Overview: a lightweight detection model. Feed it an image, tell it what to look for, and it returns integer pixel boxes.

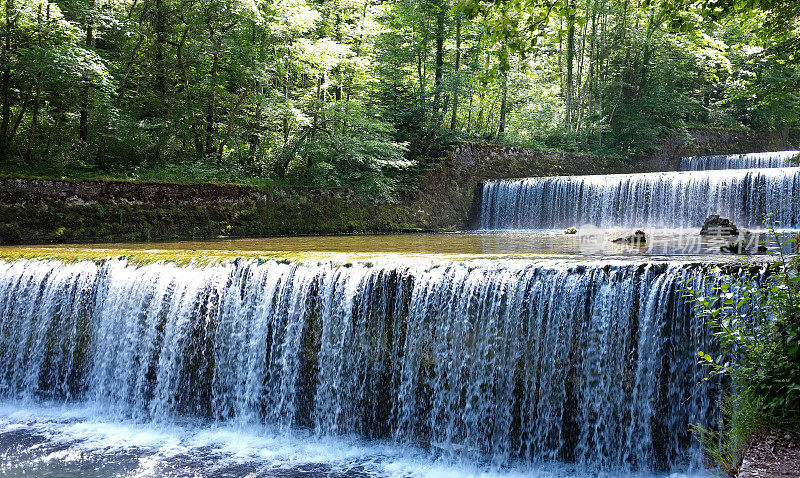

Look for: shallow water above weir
[0,229,793,259]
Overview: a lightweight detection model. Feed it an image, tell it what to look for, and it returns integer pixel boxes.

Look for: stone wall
[1,127,796,244]
[413,144,639,230]
[0,177,424,244]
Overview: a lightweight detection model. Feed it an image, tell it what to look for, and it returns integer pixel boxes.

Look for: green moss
[0,189,420,245]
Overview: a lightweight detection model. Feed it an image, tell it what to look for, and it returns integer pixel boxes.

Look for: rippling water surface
[0,229,793,257]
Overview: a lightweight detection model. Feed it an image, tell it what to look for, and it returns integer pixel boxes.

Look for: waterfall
[0,256,726,473]
[480,167,800,230]
[680,151,799,171]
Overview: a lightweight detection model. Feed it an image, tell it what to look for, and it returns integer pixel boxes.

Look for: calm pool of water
[4,228,793,257]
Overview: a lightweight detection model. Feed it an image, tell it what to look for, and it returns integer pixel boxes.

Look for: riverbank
[738,431,800,478]
[1,127,796,245]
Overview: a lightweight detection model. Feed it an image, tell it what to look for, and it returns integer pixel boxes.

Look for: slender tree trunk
[283,64,289,146]
[466,88,473,133]
[217,90,247,163]
[79,0,95,144]
[307,74,322,172]
[205,27,218,158]
[565,1,576,130]
[638,11,656,99]
[433,1,445,122]
[154,0,167,161]
[417,43,426,123]
[0,0,13,156]
[26,3,46,162]
[498,72,507,137]
[249,80,261,167]
[175,26,203,158]
[450,14,461,130]
[275,48,291,178]
[9,86,29,141]
[97,5,148,167]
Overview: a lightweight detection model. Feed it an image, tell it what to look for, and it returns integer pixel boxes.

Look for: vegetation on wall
[0,0,797,193]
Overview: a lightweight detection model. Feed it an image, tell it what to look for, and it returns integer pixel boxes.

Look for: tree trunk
[175,26,203,159]
[433,1,445,122]
[249,80,261,167]
[79,0,95,144]
[217,90,247,163]
[25,3,46,162]
[498,72,507,137]
[97,5,148,167]
[307,75,323,173]
[417,42,426,123]
[205,29,218,158]
[154,0,167,160]
[450,14,461,130]
[565,1,575,130]
[0,0,13,156]
[466,88,473,133]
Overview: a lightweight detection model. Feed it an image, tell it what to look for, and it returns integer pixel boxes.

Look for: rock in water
[700,214,739,236]
[564,227,577,235]
[612,230,647,244]
[721,239,748,254]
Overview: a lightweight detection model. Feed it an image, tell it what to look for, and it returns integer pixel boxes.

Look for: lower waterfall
[679,151,799,171]
[0,256,727,474]
[479,167,800,229]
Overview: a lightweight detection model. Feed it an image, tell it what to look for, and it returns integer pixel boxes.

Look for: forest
[0,0,797,195]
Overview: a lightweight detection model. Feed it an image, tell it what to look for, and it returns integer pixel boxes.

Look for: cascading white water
[480,167,800,229]
[0,256,728,474]
[680,151,799,171]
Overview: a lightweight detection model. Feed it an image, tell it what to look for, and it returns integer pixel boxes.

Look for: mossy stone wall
[0,178,423,244]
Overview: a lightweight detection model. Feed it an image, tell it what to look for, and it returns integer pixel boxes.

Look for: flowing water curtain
[0,257,727,472]
[480,168,800,229]
[0,259,99,399]
[679,151,800,171]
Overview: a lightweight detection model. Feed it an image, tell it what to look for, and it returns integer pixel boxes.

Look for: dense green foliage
[688,232,800,475]
[0,0,797,191]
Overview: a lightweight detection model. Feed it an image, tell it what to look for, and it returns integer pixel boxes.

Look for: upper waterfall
[479,167,800,230]
[680,151,799,171]
[0,256,724,474]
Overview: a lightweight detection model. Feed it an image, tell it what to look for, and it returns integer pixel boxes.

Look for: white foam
[0,401,711,478]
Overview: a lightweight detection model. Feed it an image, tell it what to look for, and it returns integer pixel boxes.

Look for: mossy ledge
[0,246,768,270]
[0,180,427,245]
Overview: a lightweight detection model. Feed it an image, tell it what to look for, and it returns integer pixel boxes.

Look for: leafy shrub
[687,230,800,474]
[296,102,410,200]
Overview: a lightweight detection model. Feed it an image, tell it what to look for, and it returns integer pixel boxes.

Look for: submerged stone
[612,229,647,244]
[701,214,739,236]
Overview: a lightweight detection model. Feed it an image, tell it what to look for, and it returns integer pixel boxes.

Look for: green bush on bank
[687,230,800,476]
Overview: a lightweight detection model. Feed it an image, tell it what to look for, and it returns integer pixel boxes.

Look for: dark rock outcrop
[720,239,748,254]
[612,230,647,244]
[700,215,739,236]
